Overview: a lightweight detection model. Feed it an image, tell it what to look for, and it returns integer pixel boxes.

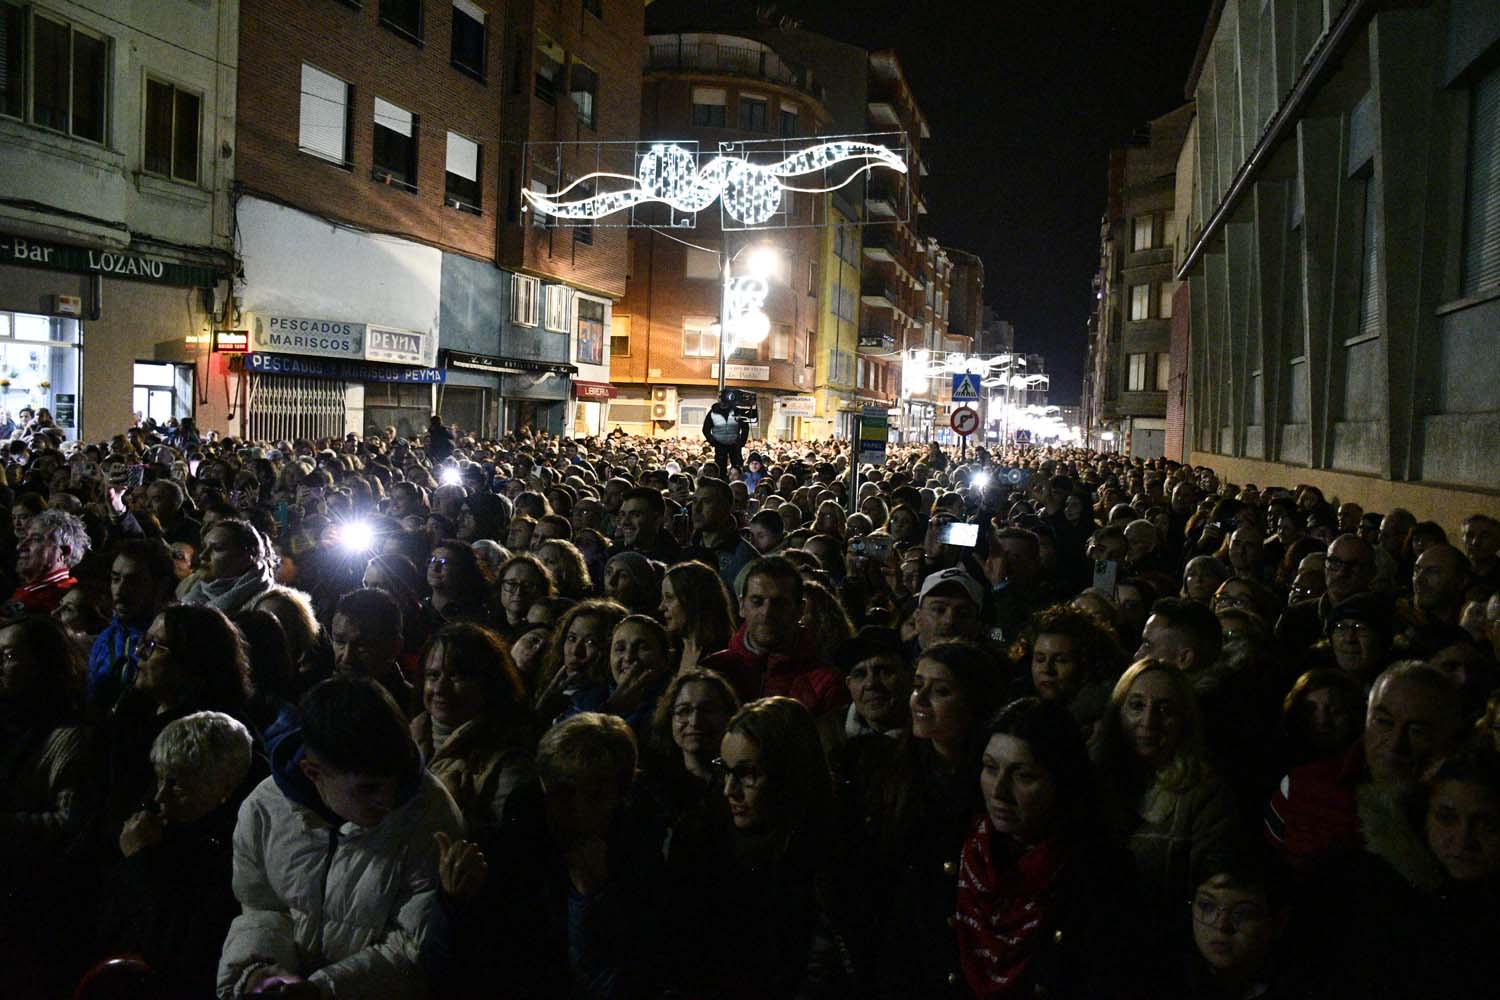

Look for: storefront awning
[442,350,576,376]
[242,353,445,383]
[573,380,617,400]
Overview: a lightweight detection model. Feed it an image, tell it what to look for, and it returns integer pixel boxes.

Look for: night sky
[647,0,1216,405]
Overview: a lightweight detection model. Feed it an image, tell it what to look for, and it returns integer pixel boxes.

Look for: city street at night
[1,1,1499,997]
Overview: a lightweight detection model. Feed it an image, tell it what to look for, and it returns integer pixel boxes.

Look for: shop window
[543,284,571,332]
[373,97,418,190]
[144,78,201,183]
[445,131,481,212]
[450,0,485,80]
[26,13,107,142]
[535,35,563,105]
[299,63,351,164]
[683,316,719,358]
[738,94,768,132]
[0,312,81,440]
[576,298,605,366]
[691,86,725,127]
[610,314,630,357]
[380,0,423,42]
[569,60,597,128]
[512,274,540,326]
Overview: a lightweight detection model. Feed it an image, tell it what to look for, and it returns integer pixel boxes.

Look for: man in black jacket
[702,391,748,473]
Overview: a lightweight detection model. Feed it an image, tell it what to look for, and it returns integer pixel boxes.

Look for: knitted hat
[606,550,662,595]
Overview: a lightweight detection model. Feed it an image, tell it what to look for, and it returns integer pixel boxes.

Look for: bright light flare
[439,467,463,487]
[971,471,991,488]
[339,520,376,554]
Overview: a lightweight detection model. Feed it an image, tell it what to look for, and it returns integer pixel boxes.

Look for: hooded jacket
[216,729,462,998]
[703,624,847,716]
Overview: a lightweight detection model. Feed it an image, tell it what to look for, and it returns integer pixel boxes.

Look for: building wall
[236,0,501,262]
[1183,0,1500,500]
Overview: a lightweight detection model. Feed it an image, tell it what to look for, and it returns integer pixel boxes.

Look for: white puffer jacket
[216,766,463,998]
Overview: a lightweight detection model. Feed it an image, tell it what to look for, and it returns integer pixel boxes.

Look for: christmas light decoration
[523,140,907,225]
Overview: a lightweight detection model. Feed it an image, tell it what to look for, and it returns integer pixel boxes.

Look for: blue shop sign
[244,353,445,384]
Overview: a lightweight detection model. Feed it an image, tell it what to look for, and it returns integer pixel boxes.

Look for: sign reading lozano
[0,234,223,287]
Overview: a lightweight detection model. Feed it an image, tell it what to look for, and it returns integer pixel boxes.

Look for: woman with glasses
[1211,577,1280,626]
[1181,849,1300,998]
[842,640,1006,998]
[425,539,493,625]
[492,552,555,643]
[954,698,1143,998]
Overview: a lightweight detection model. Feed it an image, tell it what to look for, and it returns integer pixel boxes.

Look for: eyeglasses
[710,757,765,789]
[501,578,543,593]
[428,557,449,567]
[1325,556,1368,573]
[1191,897,1267,933]
[1331,620,1374,635]
[137,637,171,658]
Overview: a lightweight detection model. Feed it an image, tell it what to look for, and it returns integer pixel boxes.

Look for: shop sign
[573,380,616,401]
[775,395,817,416]
[244,353,445,383]
[54,394,76,428]
[443,350,576,375]
[709,363,771,381]
[366,325,436,367]
[254,316,365,360]
[213,330,249,353]
[0,234,222,287]
[858,406,888,466]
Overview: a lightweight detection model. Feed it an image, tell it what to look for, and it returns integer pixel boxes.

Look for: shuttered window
[1462,65,1500,296]
[1357,177,1380,337]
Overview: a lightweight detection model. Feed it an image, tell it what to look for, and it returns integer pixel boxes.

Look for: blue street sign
[951,373,981,401]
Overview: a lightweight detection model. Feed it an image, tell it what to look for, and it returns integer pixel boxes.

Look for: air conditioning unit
[650,386,678,422]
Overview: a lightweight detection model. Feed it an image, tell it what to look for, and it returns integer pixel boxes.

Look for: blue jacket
[87,615,151,709]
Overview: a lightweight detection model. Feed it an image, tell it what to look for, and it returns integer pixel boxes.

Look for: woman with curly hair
[1009,602,1125,738]
[536,538,593,600]
[533,598,628,724]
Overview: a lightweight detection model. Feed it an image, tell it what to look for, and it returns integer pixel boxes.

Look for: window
[738,94,768,131]
[572,181,594,245]
[1159,281,1176,320]
[445,131,481,212]
[582,0,602,18]
[1126,353,1147,391]
[543,284,571,332]
[1129,283,1151,320]
[1463,64,1500,295]
[1154,353,1170,391]
[574,299,606,366]
[299,64,350,164]
[1163,211,1178,251]
[771,325,789,360]
[372,97,418,189]
[779,102,798,138]
[1,2,23,118]
[528,179,551,226]
[1356,176,1380,337]
[144,79,200,182]
[535,35,563,104]
[683,316,719,358]
[27,14,106,142]
[450,0,485,80]
[685,246,719,279]
[569,60,597,128]
[380,0,423,42]
[610,314,630,357]
[511,274,540,326]
[692,86,725,127]
[1132,214,1154,251]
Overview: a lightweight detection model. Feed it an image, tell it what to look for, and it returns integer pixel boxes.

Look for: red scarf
[955,816,1072,999]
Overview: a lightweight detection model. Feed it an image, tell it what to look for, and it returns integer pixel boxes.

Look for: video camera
[723,388,759,424]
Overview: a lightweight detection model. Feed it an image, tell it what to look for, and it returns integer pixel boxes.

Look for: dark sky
[646,0,1215,405]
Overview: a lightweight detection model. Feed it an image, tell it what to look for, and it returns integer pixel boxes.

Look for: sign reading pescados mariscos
[254,315,436,367]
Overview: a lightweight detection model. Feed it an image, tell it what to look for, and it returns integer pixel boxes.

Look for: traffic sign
[858,407,889,465]
[951,373,981,401]
[950,406,979,437]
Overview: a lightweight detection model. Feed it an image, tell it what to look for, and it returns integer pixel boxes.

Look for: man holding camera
[702,390,749,474]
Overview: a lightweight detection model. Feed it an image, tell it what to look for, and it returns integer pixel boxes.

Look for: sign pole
[848,414,862,516]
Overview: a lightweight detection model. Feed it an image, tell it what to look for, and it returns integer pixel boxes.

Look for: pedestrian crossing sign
[951,373,981,401]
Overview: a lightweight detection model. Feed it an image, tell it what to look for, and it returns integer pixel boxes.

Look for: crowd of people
[1,412,1498,998]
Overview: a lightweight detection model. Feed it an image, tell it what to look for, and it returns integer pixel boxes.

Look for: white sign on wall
[776,395,817,416]
[710,364,771,381]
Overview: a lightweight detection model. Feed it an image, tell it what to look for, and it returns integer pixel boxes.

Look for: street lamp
[717,239,780,395]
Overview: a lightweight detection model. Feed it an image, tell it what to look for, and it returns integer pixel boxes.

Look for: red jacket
[703,625,848,717]
[1265,740,1365,871]
[5,569,77,617]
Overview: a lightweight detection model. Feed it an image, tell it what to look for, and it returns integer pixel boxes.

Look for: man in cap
[817,627,912,770]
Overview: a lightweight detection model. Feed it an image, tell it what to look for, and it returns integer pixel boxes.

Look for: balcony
[857,330,896,353]
[861,228,900,262]
[645,34,823,100]
[861,279,898,309]
[867,101,901,126]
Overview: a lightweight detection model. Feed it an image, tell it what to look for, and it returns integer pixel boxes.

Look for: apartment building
[1179,0,1500,523]
[0,0,238,440]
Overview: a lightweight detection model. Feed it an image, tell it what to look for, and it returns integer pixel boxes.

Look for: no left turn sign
[950,406,979,437]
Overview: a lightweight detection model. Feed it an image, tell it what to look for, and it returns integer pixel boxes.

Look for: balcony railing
[645,34,823,100]
[857,330,896,352]
[860,280,898,306]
